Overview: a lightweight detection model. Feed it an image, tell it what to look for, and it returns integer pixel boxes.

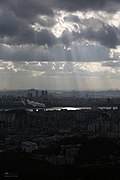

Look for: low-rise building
[21,141,38,153]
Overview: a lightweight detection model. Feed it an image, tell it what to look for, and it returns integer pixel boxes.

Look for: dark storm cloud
[0,13,57,47]
[2,3,119,49]
[9,28,58,46]
[0,10,26,37]
[54,0,105,11]
[54,0,120,12]
[81,25,120,48]
[0,0,120,62]
[0,0,119,22]
[0,10,120,49]
[0,0,56,47]
[58,23,120,49]
[0,0,53,20]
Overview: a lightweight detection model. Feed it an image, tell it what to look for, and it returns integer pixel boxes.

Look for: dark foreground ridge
[0,137,120,180]
[0,103,120,179]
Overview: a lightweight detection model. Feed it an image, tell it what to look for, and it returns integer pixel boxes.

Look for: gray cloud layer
[0,0,120,61]
[55,0,120,12]
[1,0,119,17]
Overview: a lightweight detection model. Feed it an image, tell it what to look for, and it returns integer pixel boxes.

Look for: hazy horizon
[0,87,120,92]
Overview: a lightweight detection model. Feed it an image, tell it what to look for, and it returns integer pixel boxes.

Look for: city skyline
[0,0,120,90]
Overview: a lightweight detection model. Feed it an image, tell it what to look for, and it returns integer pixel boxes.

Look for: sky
[0,0,120,90]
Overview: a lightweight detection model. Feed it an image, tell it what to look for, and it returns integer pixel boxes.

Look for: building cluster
[0,89,120,108]
[47,144,81,165]
[0,108,119,148]
[86,109,120,138]
[27,89,48,98]
[0,108,120,138]
[0,89,48,98]
[0,108,120,166]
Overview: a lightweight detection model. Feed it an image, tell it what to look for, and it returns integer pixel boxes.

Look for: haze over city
[0,0,120,90]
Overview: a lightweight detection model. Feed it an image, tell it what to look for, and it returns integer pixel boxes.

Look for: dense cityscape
[0,89,120,179]
[0,0,120,179]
